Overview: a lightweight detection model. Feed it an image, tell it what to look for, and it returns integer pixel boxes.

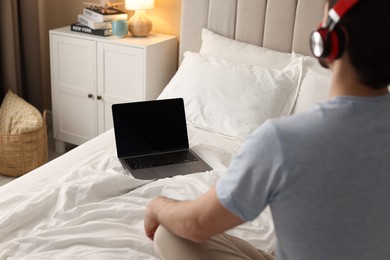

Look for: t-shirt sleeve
[216,121,287,221]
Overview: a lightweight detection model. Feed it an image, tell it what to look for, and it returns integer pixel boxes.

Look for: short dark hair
[329,0,390,89]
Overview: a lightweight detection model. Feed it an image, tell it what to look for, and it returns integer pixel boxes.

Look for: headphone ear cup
[321,28,332,58]
[326,26,346,61]
[310,27,329,58]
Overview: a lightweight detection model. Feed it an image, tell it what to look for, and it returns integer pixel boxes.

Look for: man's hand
[144,205,159,240]
[144,197,165,240]
[143,187,244,243]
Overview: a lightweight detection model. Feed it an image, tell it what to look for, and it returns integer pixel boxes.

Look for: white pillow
[199,28,293,70]
[159,52,302,140]
[291,55,332,114]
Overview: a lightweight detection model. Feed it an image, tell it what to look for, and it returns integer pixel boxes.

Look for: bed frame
[180,0,326,63]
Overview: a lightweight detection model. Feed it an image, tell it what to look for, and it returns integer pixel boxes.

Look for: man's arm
[144,186,244,243]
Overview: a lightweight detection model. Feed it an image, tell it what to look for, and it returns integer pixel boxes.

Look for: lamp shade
[125,0,154,10]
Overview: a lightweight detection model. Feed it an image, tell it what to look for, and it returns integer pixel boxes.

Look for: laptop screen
[112,98,190,157]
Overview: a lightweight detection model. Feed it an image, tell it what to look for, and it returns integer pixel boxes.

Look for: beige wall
[149,0,182,37]
[38,0,182,110]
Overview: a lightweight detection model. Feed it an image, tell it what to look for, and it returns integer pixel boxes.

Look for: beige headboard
[179,0,326,63]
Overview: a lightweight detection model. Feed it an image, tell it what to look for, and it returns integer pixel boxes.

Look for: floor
[0,118,75,188]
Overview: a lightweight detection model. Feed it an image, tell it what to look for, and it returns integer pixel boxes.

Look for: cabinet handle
[88,94,93,98]
[97,95,102,100]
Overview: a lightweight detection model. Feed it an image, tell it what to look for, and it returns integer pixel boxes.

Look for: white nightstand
[50,27,177,153]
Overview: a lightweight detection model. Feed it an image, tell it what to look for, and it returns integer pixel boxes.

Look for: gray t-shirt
[217,94,390,260]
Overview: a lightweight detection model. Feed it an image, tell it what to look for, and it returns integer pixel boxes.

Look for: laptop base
[120,156,212,180]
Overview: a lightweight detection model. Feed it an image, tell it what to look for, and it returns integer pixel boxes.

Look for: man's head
[312,0,389,89]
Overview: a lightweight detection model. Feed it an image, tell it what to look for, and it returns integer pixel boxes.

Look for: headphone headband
[310,0,361,60]
[331,0,359,22]
[326,0,360,31]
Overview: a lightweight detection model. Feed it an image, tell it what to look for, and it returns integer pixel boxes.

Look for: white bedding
[0,125,275,259]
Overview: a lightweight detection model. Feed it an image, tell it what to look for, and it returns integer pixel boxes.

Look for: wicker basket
[0,111,48,177]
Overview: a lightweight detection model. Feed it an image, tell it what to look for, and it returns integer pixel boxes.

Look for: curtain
[0,0,44,111]
[0,36,3,103]
[0,13,4,103]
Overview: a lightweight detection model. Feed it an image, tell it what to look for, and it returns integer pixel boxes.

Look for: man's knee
[154,227,272,260]
[154,226,201,260]
[154,225,170,249]
[154,226,180,259]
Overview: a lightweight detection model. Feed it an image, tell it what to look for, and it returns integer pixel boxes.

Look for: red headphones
[310,0,360,61]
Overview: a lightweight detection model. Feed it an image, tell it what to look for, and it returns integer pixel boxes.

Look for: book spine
[71,23,112,36]
[107,13,128,21]
[83,8,104,22]
[83,8,128,22]
[77,14,112,30]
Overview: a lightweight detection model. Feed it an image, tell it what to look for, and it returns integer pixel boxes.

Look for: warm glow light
[125,0,154,10]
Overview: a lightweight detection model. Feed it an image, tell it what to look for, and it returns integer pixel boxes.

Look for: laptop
[112,98,212,180]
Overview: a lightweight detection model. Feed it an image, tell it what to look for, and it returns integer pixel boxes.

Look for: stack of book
[71,7,128,37]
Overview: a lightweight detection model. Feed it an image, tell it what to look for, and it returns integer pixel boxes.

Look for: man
[144,0,390,259]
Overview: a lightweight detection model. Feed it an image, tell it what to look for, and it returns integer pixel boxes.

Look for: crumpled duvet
[0,133,275,259]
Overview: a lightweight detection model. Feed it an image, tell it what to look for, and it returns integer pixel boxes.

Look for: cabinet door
[97,42,145,134]
[51,35,97,145]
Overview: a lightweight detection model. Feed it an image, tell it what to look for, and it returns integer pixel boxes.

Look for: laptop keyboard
[125,150,199,170]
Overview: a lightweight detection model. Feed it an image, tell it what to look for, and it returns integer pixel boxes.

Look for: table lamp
[125,0,154,37]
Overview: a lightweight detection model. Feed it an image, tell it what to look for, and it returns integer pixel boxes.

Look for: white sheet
[0,126,275,259]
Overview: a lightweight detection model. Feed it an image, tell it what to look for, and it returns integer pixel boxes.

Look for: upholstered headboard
[179,0,326,63]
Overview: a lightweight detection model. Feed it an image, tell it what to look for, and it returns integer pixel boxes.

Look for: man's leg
[154,226,274,260]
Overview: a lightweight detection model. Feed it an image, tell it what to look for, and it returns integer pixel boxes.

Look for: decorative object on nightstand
[125,0,154,37]
[111,19,129,38]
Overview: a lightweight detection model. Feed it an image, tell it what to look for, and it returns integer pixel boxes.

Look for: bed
[0,0,331,258]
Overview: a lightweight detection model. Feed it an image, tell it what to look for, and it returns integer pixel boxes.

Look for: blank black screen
[112,98,189,157]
